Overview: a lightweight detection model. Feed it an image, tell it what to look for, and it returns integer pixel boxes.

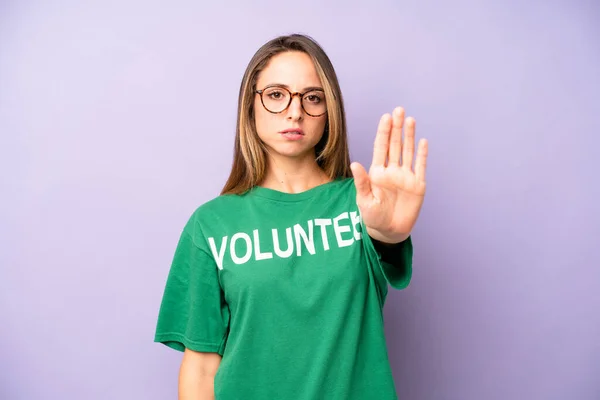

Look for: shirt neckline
[247,177,346,202]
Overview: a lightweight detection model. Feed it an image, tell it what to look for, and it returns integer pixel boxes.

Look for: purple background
[1,1,598,399]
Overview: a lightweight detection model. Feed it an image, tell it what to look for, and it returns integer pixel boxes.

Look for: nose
[286,93,303,121]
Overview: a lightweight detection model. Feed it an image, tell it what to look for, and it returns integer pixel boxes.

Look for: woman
[154,33,428,399]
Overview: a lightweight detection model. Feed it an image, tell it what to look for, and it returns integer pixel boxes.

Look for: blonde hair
[220,33,352,195]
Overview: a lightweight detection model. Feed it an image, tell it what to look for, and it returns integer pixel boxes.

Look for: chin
[266,143,315,159]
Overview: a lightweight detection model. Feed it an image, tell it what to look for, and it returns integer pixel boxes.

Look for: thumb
[350,162,372,198]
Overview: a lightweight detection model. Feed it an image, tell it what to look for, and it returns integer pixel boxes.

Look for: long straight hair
[220,34,352,196]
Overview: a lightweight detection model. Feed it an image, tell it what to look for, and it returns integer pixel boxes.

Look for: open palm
[350,107,428,244]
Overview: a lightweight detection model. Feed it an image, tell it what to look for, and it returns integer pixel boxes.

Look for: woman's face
[253,51,328,160]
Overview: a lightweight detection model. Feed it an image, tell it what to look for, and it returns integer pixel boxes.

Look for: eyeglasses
[255,85,327,117]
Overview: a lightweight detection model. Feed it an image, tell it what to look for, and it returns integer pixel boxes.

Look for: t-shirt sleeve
[154,217,230,355]
[360,217,413,291]
[370,235,413,290]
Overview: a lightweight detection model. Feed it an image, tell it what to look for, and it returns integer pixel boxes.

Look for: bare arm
[179,348,222,400]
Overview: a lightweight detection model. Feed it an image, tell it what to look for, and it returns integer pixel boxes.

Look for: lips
[280,128,304,135]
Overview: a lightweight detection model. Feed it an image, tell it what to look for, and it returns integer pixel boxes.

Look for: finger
[415,138,428,182]
[402,117,416,170]
[350,162,373,199]
[388,107,405,166]
[372,113,392,167]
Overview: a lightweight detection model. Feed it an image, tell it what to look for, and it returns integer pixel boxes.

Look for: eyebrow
[263,83,324,92]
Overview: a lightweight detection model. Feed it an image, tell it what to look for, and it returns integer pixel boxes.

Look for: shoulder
[332,176,356,194]
[338,176,355,187]
[181,192,247,237]
[190,192,247,221]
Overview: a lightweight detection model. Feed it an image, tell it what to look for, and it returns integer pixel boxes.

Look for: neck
[259,151,331,194]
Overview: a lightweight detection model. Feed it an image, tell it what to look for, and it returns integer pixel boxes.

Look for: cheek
[309,118,327,138]
[254,102,275,137]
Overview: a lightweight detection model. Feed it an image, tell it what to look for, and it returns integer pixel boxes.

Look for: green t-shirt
[154,177,413,399]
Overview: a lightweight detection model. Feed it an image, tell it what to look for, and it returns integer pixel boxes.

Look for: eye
[265,89,286,100]
[305,93,323,103]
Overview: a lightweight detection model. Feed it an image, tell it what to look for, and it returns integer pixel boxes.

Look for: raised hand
[350,106,428,244]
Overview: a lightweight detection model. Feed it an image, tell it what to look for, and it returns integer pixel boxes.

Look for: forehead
[256,51,323,89]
